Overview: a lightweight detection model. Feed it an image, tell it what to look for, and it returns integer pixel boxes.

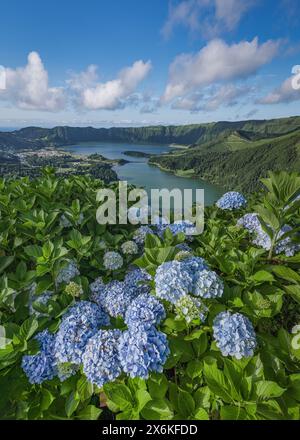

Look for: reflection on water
[64,142,224,206]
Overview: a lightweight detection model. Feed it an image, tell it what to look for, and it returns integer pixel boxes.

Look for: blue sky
[0,0,299,128]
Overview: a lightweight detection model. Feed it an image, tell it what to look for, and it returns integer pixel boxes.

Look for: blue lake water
[64,142,224,206]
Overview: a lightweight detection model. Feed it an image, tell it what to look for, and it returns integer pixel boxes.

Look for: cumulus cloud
[71,60,152,110]
[162,37,280,103]
[172,84,252,112]
[162,0,256,39]
[0,52,65,111]
[258,70,300,104]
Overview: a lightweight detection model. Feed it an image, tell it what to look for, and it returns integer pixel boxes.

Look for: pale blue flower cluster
[82,330,122,387]
[175,295,208,324]
[216,192,247,210]
[91,269,152,318]
[121,240,139,255]
[156,220,197,238]
[125,293,165,330]
[213,311,257,359]
[194,269,224,299]
[103,251,123,270]
[89,277,105,302]
[175,243,192,252]
[155,260,194,304]
[54,301,110,365]
[238,213,299,257]
[133,225,153,245]
[21,330,57,384]
[124,268,152,295]
[118,327,170,379]
[95,280,140,318]
[56,260,80,286]
[237,213,260,233]
[155,257,210,304]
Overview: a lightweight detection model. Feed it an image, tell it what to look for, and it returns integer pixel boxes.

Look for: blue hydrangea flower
[156,220,197,238]
[56,260,80,286]
[89,277,105,302]
[82,330,122,387]
[22,330,57,384]
[155,260,194,304]
[175,295,208,324]
[118,327,170,379]
[216,192,247,210]
[54,301,110,365]
[213,311,257,359]
[133,226,153,245]
[94,280,140,318]
[54,316,98,365]
[181,256,208,274]
[124,268,152,295]
[125,293,166,330]
[238,214,299,257]
[63,301,110,328]
[121,240,139,255]
[237,213,260,233]
[193,269,224,299]
[103,251,123,270]
[175,243,192,252]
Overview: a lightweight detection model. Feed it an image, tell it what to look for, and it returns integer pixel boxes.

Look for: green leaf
[65,391,80,418]
[285,285,300,304]
[141,399,173,420]
[250,270,275,284]
[177,389,195,417]
[253,381,286,400]
[19,317,38,341]
[0,256,14,274]
[193,408,209,420]
[77,405,102,420]
[147,373,168,399]
[24,245,43,258]
[186,360,202,380]
[77,376,93,402]
[220,405,248,420]
[103,383,133,411]
[272,266,300,284]
[203,358,233,403]
[41,389,55,411]
[135,389,151,412]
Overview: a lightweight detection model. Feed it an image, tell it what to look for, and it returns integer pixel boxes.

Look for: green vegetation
[150,128,300,193]
[0,170,299,420]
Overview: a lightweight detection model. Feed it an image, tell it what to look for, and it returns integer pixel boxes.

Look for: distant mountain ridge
[0,115,299,149]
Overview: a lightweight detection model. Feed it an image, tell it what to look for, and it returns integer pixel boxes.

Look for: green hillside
[6,115,300,147]
[150,128,300,193]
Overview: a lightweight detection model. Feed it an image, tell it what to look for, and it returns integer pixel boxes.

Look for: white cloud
[0,52,65,111]
[72,60,152,110]
[162,37,279,103]
[258,74,300,104]
[162,0,255,39]
[171,84,252,112]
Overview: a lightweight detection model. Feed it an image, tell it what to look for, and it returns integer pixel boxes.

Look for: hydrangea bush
[0,170,300,421]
